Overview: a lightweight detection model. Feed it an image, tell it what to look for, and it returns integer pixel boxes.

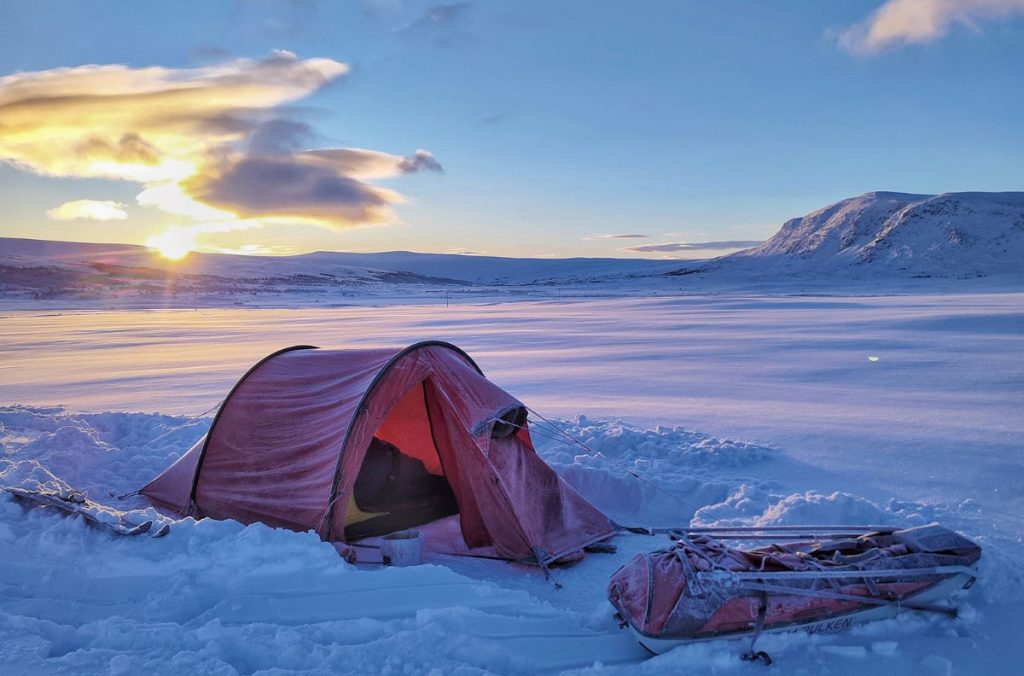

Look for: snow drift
[0,403,1014,674]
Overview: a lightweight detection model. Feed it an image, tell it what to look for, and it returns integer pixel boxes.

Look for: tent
[142,341,615,565]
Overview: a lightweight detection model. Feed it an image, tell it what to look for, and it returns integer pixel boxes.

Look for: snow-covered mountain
[686,191,1024,280]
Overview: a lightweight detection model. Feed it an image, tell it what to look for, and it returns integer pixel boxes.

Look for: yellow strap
[343,493,389,527]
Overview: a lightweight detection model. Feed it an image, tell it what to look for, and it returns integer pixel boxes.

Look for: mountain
[681,191,1024,280]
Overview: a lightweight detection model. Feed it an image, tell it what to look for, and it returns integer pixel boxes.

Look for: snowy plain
[1,292,1022,674]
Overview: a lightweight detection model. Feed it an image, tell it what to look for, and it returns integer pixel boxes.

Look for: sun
[146,227,195,261]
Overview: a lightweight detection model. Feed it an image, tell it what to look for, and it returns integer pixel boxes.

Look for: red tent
[142,341,614,565]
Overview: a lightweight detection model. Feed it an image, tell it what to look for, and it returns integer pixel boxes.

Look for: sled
[608,523,980,658]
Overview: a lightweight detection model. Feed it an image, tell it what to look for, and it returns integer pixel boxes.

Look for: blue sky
[0,1,1021,259]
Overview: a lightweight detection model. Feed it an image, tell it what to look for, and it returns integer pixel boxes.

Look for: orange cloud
[838,0,1024,55]
[0,51,441,233]
[46,199,129,221]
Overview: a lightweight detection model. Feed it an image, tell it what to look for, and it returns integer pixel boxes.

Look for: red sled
[608,524,980,658]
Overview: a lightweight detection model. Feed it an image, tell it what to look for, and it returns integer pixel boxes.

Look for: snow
[708,191,1024,281]
[1,291,1022,673]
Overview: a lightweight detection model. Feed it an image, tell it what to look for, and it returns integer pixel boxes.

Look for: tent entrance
[344,381,459,540]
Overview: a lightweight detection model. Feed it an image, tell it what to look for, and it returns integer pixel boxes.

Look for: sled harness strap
[740,591,772,666]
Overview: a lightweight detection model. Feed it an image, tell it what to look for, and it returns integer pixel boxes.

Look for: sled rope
[738,580,961,617]
[316,489,349,536]
[115,399,224,500]
[521,406,702,513]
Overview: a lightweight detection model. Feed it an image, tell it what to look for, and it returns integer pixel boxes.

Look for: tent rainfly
[142,341,615,565]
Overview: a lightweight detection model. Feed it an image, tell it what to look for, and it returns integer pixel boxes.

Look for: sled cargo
[608,524,980,656]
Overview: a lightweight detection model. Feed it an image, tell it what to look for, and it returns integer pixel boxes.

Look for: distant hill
[0,237,682,303]
[0,238,681,284]
[678,191,1024,280]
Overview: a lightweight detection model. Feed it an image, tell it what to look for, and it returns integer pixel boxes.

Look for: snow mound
[531,416,775,527]
[1,405,207,499]
[691,484,936,529]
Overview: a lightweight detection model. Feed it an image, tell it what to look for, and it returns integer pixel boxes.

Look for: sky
[0,0,1021,260]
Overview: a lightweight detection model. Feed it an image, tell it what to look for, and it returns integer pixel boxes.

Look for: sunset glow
[146,228,194,261]
[0,3,1021,672]
[0,2,1020,258]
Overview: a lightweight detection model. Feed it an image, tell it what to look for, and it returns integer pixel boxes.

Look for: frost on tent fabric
[140,341,616,566]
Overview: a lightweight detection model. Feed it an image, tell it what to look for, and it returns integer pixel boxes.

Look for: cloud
[184,154,397,227]
[206,243,302,256]
[74,133,161,166]
[0,50,347,183]
[398,2,471,35]
[303,148,441,178]
[0,50,441,233]
[182,148,440,229]
[239,0,322,38]
[480,112,508,126]
[363,0,402,15]
[248,118,319,154]
[191,44,231,62]
[46,199,129,221]
[837,0,1024,55]
[624,240,762,253]
[397,149,443,174]
[422,2,470,23]
[396,2,474,46]
[585,233,648,240]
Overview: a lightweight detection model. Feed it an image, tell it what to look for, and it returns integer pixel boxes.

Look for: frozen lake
[3,293,1021,518]
[2,291,1022,673]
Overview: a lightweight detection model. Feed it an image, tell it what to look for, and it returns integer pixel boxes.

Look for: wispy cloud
[240,0,322,38]
[837,0,1024,55]
[0,50,442,245]
[584,233,648,240]
[191,44,231,62]
[624,240,762,253]
[203,243,302,256]
[46,200,129,221]
[480,111,508,126]
[396,2,474,47]
[363,0,402,16]
[398,2,471,35]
